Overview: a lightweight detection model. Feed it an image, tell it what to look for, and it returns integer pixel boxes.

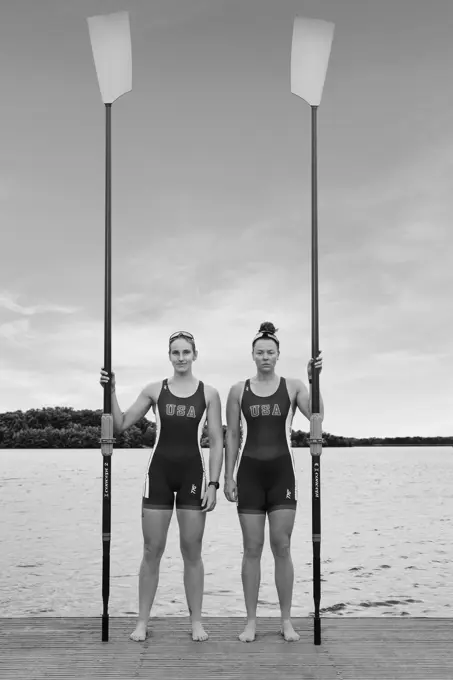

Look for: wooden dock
[0,617,451,679]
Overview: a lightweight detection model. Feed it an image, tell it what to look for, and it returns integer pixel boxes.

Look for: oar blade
[87,11,132,104]
[291,16,334,106]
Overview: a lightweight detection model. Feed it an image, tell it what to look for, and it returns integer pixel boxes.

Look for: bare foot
[238,620,256,642]
[130,621,148,642]
[191,621,208,642]
[280,620,300,642]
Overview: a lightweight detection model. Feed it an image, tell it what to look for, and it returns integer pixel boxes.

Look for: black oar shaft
[101,103,113,642]
[104,103,112,414]
[311,106,320,412]
[310,105,322,646]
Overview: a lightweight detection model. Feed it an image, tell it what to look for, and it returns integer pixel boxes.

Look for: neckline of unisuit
[165,379,200,399]
[247,376,282,398]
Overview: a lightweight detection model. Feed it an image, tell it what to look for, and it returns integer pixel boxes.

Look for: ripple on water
[356,598,424,611]
[323,603,347,614]
[204,590,233,597]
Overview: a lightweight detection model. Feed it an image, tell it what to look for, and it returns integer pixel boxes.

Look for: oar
[290,16,335,646]
[87,11,132,643]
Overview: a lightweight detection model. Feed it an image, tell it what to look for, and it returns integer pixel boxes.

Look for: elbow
[208,434,223,452]
[226,430,240,447]
[114,420,124,435]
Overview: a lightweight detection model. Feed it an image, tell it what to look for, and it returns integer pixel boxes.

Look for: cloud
[0,292,79,316]
[0,319,35,346]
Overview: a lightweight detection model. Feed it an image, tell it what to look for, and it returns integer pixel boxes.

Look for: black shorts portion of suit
[143,452,205,511]
[142,378,207,511]
[236,376,297,515]
[237,453,296,514]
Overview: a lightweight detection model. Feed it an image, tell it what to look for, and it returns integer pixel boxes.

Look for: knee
[143,541,165,564]
[180,537,202,564]
[270,537,291,559]
[243,541,264,560]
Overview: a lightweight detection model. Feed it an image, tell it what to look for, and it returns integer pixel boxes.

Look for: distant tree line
[0,406,451,449]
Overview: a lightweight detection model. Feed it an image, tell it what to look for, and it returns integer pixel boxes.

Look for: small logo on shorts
[286,489,291,499]
[191,485,197,494]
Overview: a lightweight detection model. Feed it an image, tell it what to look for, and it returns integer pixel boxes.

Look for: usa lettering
[165,404,196,418]
[249,404,282,417]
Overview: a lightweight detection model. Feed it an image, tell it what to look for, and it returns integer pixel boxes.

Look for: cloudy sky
[0,0,452,438]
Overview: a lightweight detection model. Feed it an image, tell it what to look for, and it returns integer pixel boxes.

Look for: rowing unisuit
[236,376,297,514]
[142,379,207,510]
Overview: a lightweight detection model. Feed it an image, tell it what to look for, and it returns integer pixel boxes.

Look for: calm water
[1,447,452,619]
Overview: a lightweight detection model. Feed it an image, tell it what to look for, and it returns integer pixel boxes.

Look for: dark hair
[259,321,278,335]
[252,321,280,349]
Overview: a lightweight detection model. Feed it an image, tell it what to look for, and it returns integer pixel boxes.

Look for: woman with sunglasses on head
[224,321,323,643]
[99,330,223,643]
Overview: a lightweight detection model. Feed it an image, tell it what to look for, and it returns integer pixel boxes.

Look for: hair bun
[259,321,278,335]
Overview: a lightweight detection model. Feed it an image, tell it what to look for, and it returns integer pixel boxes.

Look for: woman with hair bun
[224,321,323,642]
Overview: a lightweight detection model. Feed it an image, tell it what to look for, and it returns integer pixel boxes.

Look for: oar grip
[309,413,323,455]
[100,414,115,456]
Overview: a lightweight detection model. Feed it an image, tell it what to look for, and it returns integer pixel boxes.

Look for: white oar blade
[291,16,334,106]
[87,11,132,104]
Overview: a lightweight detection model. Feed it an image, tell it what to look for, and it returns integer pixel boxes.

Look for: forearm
[208,439,224,483]
[224,431,239,479]
[110,390,125,434]
[309,383,324,421]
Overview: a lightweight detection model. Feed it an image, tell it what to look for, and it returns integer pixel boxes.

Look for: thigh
[266,454,297,513]
[237,456,266,515]
[176,455,206,511]
[141,507,173,550]
[143,453,174,510]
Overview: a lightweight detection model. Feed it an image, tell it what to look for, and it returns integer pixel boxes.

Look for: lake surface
[1,447,452,619]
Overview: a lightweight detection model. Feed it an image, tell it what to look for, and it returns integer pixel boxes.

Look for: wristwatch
[208,481,220,490]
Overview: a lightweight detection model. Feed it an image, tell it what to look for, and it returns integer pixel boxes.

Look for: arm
[205,387,224,483]
[109,390,124,434]
[225,383,241,480]
[113,384,154,435]
[295,379,324,421]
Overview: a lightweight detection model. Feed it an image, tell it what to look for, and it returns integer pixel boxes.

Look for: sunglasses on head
[169,331,194,342]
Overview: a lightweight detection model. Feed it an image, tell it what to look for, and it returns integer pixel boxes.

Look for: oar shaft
[104,103,112,414]
[101,436,112,641]
[101,103,114,642]
[310,105,322,646]
[311,106,320,407]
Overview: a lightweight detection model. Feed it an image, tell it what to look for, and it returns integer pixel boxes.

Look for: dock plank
[0,617,451,680]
